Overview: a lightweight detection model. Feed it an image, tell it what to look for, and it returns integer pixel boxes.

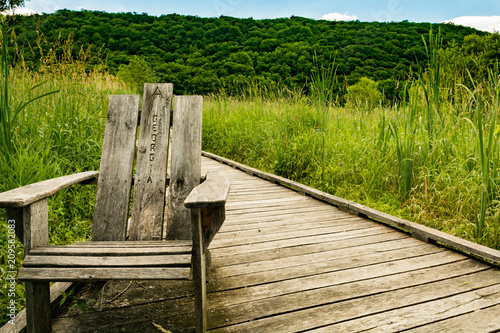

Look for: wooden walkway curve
[38,155,500,332]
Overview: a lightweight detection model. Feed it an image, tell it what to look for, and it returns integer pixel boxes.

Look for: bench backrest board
[90,84,202,242]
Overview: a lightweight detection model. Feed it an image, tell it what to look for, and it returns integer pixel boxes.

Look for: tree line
[9,9,498,99]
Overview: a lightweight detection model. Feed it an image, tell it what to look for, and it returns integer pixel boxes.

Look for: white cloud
[1,7,38,16]
[444,16,500,33]
[321,12,358,22]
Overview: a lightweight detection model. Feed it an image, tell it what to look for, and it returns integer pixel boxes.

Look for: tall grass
[0,33,132,324]
[310,55,337,183]
[203,56,500,251]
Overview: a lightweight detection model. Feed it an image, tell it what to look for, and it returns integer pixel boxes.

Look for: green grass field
[1,28,500,326]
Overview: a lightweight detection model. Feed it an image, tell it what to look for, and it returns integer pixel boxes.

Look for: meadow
[1,27,500,324]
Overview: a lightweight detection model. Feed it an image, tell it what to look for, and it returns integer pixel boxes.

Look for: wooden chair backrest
[90,84,202,242]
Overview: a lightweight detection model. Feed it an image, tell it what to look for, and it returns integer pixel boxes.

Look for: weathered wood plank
[216,216,366,238]
[211,265,499,332]
[23,199,50,333]
[208,251,466,307]
[166,95,203,240]
[407,303,500,332]
[91,95,140,241]
[211,231,406,267]
[18,267,191,282]
[202,151,354,207]
[319,282,500,332]
[209,225,392,256]
[0,171,99,208]
[211,220,378,249]
[213,237,424,278]
[184,172,229,209]
[71,240,191,246]
[211,245,445,291]
[191,209,207,332]
[22,254,192,267]
[129,83,173,241]
[29,246,192,256]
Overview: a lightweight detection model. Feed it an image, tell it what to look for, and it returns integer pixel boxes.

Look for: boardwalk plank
[407,303,500,332]
[208,251,466,306]
[211,231,407,267]
[317,282,500,332]
[211,267,500,332]
[210,225,393,255]
[208,262,495,330]
[210,245,446,291]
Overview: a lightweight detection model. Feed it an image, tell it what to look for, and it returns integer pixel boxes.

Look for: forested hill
[12,10,488,95]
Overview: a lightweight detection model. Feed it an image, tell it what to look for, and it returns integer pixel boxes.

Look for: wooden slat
[208,251,466,306]
[129,83,173,240]
[316,283,500,332]
[211,231,407,267]
[211,220,378,249]
[210,225,392,256]
[0,171,99,208]
[185,172,230,209]
[407,303,500,332]
[71,240,191,247]
[91,95,140,241]
[211,245,446,291]
[23,199,50,332]
[213,237,424,278]
[29,245,192,256]
[211,267,500,332]
[166,95,203,240]
[18,267,191,282]
[22,254,191,267]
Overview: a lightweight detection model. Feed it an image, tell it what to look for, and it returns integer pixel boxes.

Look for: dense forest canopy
[10,10,496,96]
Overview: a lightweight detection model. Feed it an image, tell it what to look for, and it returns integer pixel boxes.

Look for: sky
[17,0,500,32]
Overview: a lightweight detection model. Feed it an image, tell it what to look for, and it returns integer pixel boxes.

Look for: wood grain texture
[29,244,192,256]
[25,282,50,333]
[18,267,191,281]
[0,171,99,208]
[91,95,140,241]
[22,254,192,267]
[23,199,48,255]
[166,95,203,240]
[184,172,230,209]
[23,199,50,333]
[191,209,207,332]
[129,84,173,241]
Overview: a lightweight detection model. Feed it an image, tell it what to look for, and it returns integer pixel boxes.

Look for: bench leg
[25,281,51,333]
[192,210,207,333]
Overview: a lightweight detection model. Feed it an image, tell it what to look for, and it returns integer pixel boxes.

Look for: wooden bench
[0,84,229,333]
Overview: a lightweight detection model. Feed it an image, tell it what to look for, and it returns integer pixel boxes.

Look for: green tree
[346,77,383,111]
[116,55,158,93]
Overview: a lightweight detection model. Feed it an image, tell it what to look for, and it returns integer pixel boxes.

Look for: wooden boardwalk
[46,155,500,332]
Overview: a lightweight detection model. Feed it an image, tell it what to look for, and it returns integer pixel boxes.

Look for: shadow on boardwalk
[49,156,500,332]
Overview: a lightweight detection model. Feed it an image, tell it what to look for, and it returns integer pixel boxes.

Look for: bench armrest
[0,171,99,208]
[184,171,230,209]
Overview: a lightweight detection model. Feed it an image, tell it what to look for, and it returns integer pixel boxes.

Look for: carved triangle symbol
[153,87,162,97]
